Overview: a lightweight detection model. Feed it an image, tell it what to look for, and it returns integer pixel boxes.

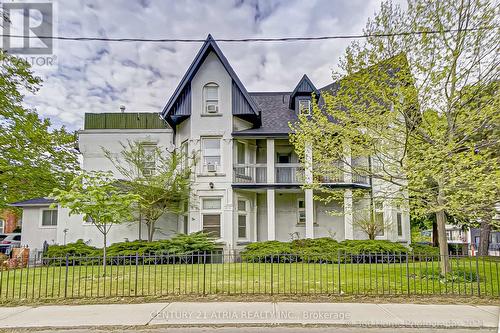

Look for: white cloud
[22,0,385,130]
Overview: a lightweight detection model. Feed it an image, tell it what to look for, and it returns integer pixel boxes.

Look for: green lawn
[0,258,498,300]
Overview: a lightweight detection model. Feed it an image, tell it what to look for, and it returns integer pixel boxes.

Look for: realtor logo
[2,2,53,55]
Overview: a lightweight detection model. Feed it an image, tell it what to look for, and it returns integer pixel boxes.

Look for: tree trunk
[478,220,491,257]
[432,220,439,247]
[102,229,107,276]
[436,209,450,274]
[147,221,154,242]
[138,209,142,241]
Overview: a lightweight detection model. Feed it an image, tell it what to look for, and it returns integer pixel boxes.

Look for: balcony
[275,163,304,183]
[233,164,267,183]
[232,163,370,186]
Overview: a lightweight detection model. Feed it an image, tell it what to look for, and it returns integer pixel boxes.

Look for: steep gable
[161,34,260,129]
[289,74,319,109]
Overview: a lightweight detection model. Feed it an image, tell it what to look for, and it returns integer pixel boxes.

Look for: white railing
[233,164,267,183]
[233,163,370,185]
[275,163,304,183]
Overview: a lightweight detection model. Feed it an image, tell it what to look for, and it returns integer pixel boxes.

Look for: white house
[12,35,411,253]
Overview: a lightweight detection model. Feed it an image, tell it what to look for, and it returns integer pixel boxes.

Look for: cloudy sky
[13,0,387,130]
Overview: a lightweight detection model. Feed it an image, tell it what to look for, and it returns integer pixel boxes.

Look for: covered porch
[234,188,364,244]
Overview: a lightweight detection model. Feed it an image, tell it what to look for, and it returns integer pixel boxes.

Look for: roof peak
[161,32,261,128]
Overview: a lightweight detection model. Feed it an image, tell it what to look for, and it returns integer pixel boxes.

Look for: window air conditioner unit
[207,164,217,172]
[206,104,219,113]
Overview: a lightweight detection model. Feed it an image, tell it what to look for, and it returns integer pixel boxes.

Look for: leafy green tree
[291,0,499,273]
[0,52,79,208]
[51,171,139,272]
[104,141,194,241]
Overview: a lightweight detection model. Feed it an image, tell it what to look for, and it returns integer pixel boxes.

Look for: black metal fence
[0,252,498,300]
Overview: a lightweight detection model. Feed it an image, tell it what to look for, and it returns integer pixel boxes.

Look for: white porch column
[343,146,352,183]
[305,189,314,238]
[267,189,276,240]
[305,142,314,238]
[266,139,275,183]
[344,189,354,239]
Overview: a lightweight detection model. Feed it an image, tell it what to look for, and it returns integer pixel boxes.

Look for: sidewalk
[0,302,497,329]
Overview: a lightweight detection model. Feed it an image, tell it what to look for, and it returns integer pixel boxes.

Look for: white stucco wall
[78,128,173,178]
[177,51,237,248]
[55,206,180,248]
[20,206,58,251]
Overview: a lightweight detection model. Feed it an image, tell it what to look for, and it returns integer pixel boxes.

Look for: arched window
[203,83,219,114]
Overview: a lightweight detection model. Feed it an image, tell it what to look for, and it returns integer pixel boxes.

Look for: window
[397,212,403,237]
[202,198,221,210]
[0,219,3,234]
[202,138,221,172]
[203,83,219,114]
[42,210,58,226]
[237,199,248,239]
[297,198,306,224]
[201,198,221,237]
[237,141,246,164]
[298,99,311,115]
[141,144,157,176]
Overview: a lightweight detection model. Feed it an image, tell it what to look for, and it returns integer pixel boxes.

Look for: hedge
[240,238,410,263]
[45,232,217,259]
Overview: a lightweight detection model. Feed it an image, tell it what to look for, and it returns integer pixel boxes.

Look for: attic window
[298,99,311,115]
[203,83,219,114]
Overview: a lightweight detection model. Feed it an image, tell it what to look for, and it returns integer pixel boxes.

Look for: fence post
[270,254,274,296]
[64,253,69,298]
[202,252,207,296]
[135,252,139,297]
[337,250,341,295]
[475,254,481,296]
[405,252,410,295]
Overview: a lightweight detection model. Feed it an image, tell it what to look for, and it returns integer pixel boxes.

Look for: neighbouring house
[0,209,20,234]
[469,228,500,256]
[11,34,411,254]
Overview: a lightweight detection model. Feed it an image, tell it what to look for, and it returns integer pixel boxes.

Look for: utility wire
[0,27,496,43]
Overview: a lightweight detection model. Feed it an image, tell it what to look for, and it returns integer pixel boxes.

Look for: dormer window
[298,99,311,115]
[203,83,219,114]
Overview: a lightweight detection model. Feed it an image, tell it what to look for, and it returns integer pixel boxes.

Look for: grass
[0,257,498,302]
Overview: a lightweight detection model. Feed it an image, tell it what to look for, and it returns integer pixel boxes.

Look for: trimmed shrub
[45,232,217,260]
[45,239,99,258]
[241,238,409,263]
[411,244,440,257]
[291,238,342,262]
[340,240,409,254]
[167,232,217,254]
[240,241,293,262]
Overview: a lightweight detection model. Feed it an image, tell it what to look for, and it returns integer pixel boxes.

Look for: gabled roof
[161,34,260,128]
[10,197,56,207]
[289,74,319,109]
[233,92,295,137]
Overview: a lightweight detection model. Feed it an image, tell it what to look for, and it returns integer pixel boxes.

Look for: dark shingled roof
[233,92,297,136]
[10,197,56,207]
[233,80,339,137]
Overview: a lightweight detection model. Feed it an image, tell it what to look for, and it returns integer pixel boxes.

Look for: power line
[0,27,496,43]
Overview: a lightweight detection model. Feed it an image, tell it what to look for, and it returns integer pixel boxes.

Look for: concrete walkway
[0,302,497,330]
